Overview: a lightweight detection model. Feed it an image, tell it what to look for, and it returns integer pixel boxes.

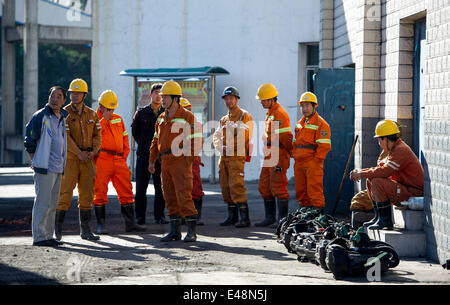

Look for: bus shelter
[120,66,230,182]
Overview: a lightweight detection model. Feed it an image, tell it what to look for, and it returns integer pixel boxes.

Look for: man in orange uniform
[255,84,293,228]
[180,98,205,225]
[350,119,424,230]
[55,79,101,241]
[213,87,254,228]
[149,81,203,242]
[93,90,146,234]
[293,92,331,213]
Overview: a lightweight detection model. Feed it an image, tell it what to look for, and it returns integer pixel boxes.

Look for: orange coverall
[214,106,253,204]
[93,110,133,207]
[258,103,293,200]
[359,139,424,204]
[293,111,331,209]
[149,106,203,218]
[57,102,102,211]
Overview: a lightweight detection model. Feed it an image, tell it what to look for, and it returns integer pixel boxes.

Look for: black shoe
[79,209,100,241]
[121,204,147,232]
[155,218,169,224]
[48,239,64,246]
[161,215,182,242]
[94,205,108,235]
[363,201,379,227]
[369,201,394,230]
[269,199,289,229]
[184,215,198,243]
[54,210,66,241]
[136,217,146,225]
[33,239,58,247]
[255,199,276,227]
[235,203,251,228]
[193,198,204,226]
[220,203,238,226]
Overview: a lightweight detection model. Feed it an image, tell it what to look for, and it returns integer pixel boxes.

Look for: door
[314,68,355,214]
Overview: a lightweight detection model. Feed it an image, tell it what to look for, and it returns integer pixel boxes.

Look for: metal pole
[1,0,17,164]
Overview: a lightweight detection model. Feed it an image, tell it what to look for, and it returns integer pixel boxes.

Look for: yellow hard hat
[299,92,318,107]
[374,119,400,138]
[256,83,278,100]
[69,78,88,93]
[98,90,118,110]
[160,81,182,96]
[180,98,192,108]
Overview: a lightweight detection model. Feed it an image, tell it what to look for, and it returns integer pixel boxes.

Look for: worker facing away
[149,81,203,242]
[55,78,101,241]
[350,119,424,230]
[255,83,293,228]
[293,92,331,212]
[213,86,254,228]
[93,90,146,234]
[180,98,205,226]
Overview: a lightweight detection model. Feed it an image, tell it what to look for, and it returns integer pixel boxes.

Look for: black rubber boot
[235,203,251,228]
[121,204,146,232]
[269,199,289,229]
[220,203,238,226]
[194,198,204,226]
[369,201,393,230]
[94,205,108,235]
[54,210,66,241]
[255,199,276,227]
[161,215,182,242]
[184,215,198,242]
[363,201,379,227]
[79,209,100,241]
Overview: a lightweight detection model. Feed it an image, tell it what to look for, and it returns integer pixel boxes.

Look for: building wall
[325,0,450,264]
[92,0,321,181]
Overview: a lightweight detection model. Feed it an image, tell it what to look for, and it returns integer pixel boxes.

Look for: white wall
[1,0,92,27]
[92,0,321,181]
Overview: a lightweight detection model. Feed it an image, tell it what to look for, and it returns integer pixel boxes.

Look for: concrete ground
[0,167,448,287]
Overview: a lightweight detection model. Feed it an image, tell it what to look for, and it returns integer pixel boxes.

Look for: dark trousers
[135,155,166,221]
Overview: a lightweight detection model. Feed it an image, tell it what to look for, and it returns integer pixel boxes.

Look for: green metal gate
[314,68,355,214]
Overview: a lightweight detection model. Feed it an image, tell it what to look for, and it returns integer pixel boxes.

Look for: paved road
[0,167,448,289]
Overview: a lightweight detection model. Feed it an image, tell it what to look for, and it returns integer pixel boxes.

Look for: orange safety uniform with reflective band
[149,105,203,218]
[57,102,102,211]
[93,110,133,206]
[258,103,293,200]
[293,111,331,209]
[214,106,253,204]
[359,139,424,204]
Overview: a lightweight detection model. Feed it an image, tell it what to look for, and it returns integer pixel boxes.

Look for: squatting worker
[350,119,424,230]
[180,98,205,226]
[213,86,254,228]
[131,83,167,225]
[55,78,101,241]
[24,86,69,247]
[93,90,146,234]
[293,92,331,213]
[255,83,293,228]
[149,81,203,242]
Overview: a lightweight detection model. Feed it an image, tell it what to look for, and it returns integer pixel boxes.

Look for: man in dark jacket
[131,83,167,224]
